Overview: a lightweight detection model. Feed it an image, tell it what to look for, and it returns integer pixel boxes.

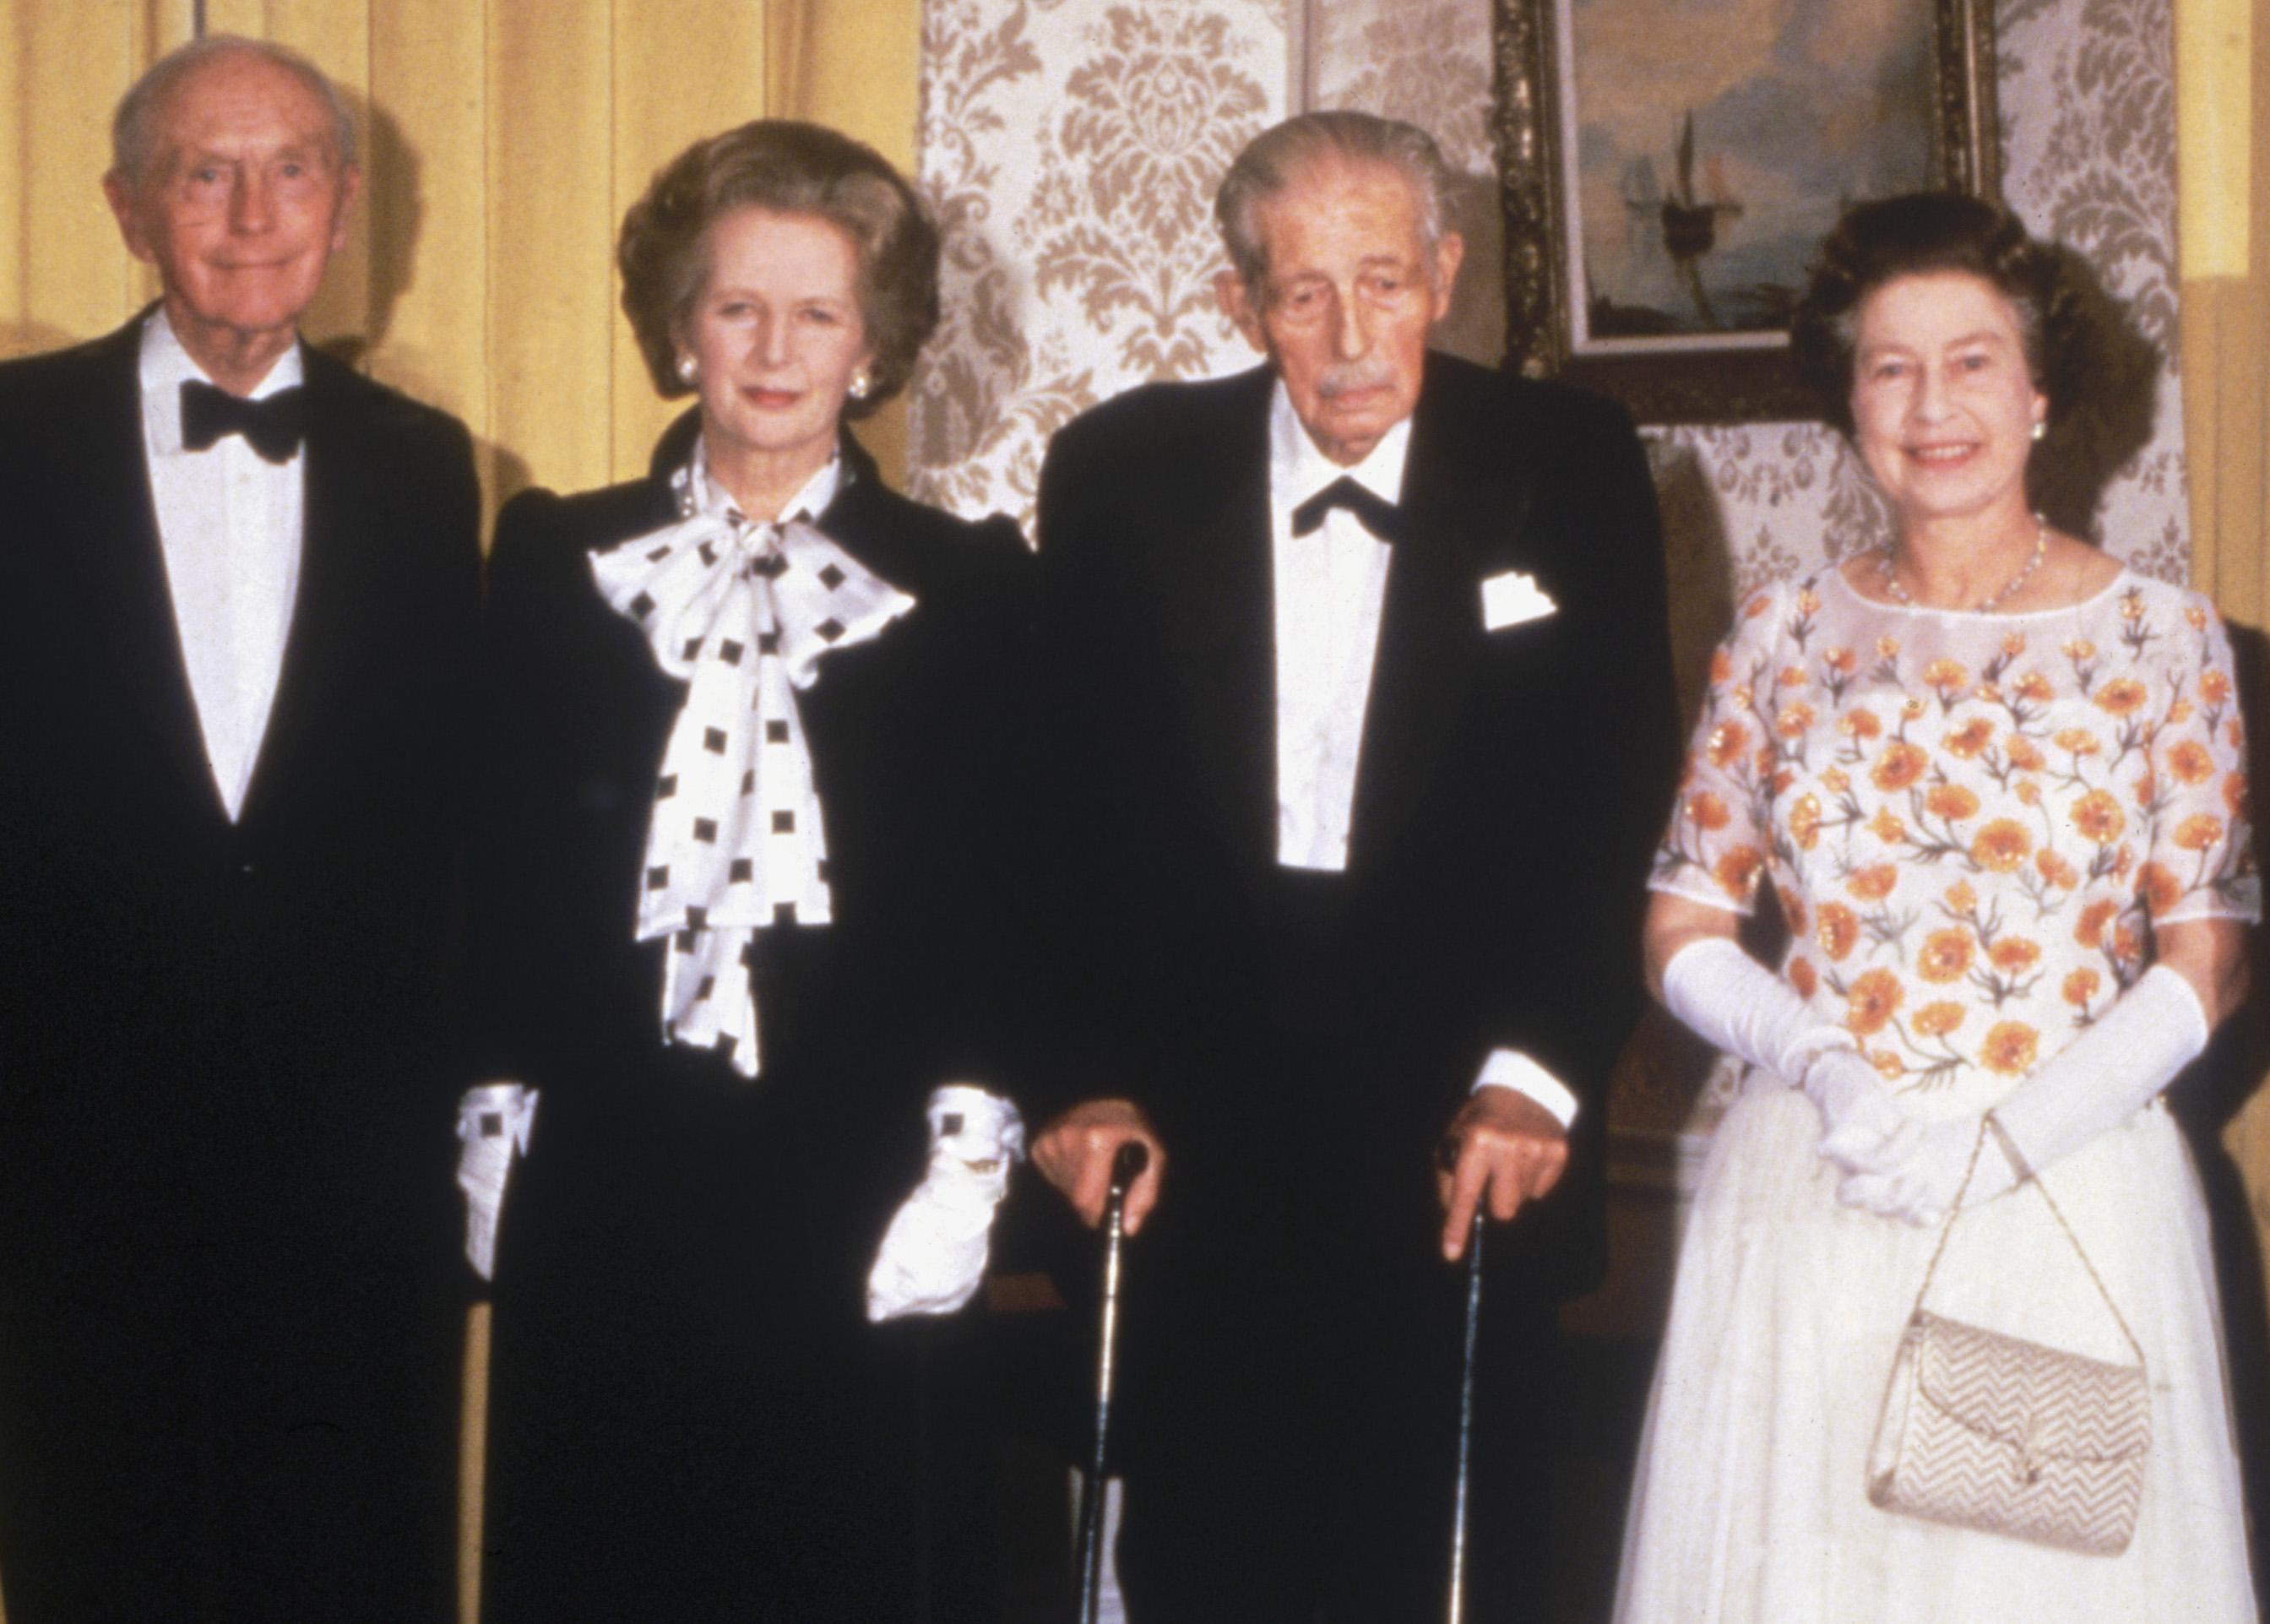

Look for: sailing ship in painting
[1589,111,1805,339]
[1564,0,1932,351]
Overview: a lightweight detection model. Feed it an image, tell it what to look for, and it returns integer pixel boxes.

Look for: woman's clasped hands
[1798,1046,2017,1225]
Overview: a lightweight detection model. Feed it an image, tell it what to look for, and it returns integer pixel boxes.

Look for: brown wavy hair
[617,121,939,418]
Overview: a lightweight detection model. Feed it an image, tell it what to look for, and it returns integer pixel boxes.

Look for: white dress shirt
[139,310,305,822]
[1265,382,1578,1127]
[1268,383,1402,874]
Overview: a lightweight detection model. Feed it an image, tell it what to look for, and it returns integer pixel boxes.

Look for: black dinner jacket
[1034,351,1678,1291]
[0,311,481,1251]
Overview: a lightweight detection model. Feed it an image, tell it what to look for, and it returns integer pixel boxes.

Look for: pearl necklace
[1877,513,2048,613]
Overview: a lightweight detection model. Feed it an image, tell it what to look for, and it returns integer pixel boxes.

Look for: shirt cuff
[1473,1050,1579,1129]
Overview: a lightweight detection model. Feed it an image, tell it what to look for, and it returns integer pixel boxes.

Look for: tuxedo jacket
[1034,352,1678,1295]
[470,424,1040,1326]
[0,312,481,1267]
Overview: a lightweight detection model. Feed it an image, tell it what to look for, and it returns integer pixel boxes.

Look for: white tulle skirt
[1613,1083,2259,1624]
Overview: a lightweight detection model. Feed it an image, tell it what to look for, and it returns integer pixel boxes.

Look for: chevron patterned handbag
[1865,1116,2151,1556]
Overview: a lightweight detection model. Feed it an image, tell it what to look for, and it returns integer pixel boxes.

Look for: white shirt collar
[685,437,848,526]
[1268,377,1412,510]
[138,307,307,457]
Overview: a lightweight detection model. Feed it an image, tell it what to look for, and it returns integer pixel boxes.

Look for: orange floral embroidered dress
[1615,568,2261,1623]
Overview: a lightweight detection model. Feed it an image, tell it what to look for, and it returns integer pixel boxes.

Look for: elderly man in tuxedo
[0,36,476,1623]
[1030,111,1678,1622]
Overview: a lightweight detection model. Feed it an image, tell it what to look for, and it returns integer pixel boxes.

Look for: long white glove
[1659,934,1912,1166]
[456,1082,539,1282]
[1839,964,2209,1225]
[866,1084,1025,1323]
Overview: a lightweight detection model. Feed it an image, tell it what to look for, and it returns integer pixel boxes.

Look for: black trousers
[1102,1029,1566,1624]
[0,1223,461,1624]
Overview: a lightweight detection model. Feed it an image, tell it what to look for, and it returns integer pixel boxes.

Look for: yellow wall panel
[368,0,491,454]
[796,0,918,167]
[259,0,375,354]
[0,10,26,333]
[10,4,141,346]
[198,0,267,36]
[0,2,187,336]
[489,0,616,501]
[609,0,768,480]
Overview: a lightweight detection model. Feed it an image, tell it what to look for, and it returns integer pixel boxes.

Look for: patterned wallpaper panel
[907,0,1290,525]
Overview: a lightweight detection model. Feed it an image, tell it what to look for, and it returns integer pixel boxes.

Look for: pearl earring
[676,354,698,386]
[2030,419,2046,443]
[848,369,872,401]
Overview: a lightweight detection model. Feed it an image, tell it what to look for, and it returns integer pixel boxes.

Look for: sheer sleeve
[2138,593,2259,926]
[1648,579,1794,916]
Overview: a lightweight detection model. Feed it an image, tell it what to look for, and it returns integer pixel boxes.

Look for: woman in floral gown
[1614,193,2260,1621]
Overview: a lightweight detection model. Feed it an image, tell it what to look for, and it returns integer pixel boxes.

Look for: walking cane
[1447,1207,1485,1624]
[1075,1139,1149,1624]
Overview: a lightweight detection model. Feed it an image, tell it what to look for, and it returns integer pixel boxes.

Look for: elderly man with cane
[1029,111,1679,1622]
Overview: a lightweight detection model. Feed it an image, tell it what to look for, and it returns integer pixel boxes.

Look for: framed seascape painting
[1493,0,2000,422]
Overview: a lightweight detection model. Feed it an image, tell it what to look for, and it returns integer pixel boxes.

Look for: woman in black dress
[473,121,1034,1621]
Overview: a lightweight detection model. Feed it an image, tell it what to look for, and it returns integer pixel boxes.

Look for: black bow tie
[1290,475,1404,543]
[180,379,307,464]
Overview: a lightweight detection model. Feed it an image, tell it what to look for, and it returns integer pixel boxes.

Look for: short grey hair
[1214,111,1452,291]
[111,34,357,186]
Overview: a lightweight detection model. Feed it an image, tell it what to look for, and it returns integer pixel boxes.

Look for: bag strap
[1907,1114,2146,1369]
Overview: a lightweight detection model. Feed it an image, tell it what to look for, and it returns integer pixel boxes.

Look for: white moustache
[1316,361,1394,399]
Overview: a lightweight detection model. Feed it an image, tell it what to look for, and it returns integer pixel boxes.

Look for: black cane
[1075,1139,1148,1624]
[1447,1206,1485,1624]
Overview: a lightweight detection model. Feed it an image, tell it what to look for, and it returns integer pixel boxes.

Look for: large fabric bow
[590,453,913,1077]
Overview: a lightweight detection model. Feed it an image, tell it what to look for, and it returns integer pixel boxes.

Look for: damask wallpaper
[908,0,2190,1138]
[907,0,1290,523]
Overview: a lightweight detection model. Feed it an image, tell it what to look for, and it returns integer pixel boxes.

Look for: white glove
[1838,964,2209,1225]
[1660,935,1909,1164]
[1807,1047,1922,1171]
[865,1084,1025,1323]
[456,1082,539,1282]
[1836,1114,2016,1225]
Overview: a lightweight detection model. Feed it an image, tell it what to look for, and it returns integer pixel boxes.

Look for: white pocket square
[1482,570,1557,631]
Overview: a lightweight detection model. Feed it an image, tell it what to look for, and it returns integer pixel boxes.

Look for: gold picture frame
[1493,0,2000,423]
